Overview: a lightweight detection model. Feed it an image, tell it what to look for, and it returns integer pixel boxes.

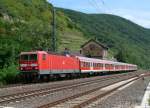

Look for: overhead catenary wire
[99,0,113,14]
[93,0,103,13]
[88,0,112,14]
[86,0,113,41]
[101,0,105,5]
[88,0,102,13]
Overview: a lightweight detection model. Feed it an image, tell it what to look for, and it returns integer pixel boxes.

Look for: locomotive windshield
[20,54,37,61]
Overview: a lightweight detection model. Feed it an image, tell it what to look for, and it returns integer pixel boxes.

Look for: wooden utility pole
[51,5,56,52]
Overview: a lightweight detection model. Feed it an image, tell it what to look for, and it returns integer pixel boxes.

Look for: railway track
[38,76,140,108]
[0,71,147,108]
[0,73,132,105]
[0,73,128,96]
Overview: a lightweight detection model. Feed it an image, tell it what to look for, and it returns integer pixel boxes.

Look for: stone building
[81,39,108,59]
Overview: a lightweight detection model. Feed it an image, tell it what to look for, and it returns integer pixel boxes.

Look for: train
[19,51,137,81]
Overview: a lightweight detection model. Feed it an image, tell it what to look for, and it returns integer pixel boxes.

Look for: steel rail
[37,75,140,108]
[0,74,125,104]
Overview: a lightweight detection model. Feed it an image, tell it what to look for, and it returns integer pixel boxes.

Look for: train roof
[20,51,137,67]
[20,51,67,56]
[20,51,47,55]
[76,56,137,66]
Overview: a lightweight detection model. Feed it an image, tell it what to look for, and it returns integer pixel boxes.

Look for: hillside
[0,0,150,70]
[59,8,150,68]
[0,0,86,68]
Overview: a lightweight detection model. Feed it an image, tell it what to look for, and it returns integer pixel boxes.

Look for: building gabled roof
[81,39,108,49]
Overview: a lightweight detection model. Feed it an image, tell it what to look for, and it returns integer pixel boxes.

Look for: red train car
[19,51,137,81]
[19,51,80,80]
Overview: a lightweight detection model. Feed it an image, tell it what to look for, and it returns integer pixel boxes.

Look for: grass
[58,28,87,52]
[148,95,150,106]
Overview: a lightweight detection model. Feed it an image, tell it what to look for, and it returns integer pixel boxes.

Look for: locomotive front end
[19,52,39,81]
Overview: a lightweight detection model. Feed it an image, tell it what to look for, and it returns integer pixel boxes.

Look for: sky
[48,0,150,28]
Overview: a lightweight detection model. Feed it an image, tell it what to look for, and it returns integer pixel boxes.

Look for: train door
[103,63,105,70]
[39,53,49,75]
[90,62,93,71]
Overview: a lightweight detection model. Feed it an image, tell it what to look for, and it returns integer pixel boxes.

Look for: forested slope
[0,0,150,84]
[59,8,150,68]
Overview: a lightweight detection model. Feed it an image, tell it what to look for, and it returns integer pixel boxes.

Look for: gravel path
[87,76,150,108]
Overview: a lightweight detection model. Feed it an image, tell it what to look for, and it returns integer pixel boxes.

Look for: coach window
[43,54,46,60]
[81,62,84,67]
[98,63,100,67]
[83,62,86,67]
[88,62,90,67]
[110,64,113,68]
[83,62,85,67]
[87,62,89,67]
[82,62,85,67]
[95,63,97,67]
[105,64,109,68]
[100,63,103,68]
[97,63,99,67]
[93,63,95,67]
[86,62,88,67]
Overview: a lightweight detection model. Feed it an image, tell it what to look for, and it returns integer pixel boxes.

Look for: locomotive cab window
[20,55,28,60]
[30,54,37,60]
[20,54,37,61]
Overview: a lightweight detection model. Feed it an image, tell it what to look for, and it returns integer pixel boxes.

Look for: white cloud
[48,0,150,28]
[106,9,150,28]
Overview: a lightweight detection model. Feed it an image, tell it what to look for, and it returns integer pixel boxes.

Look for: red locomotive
[19,51,137,81]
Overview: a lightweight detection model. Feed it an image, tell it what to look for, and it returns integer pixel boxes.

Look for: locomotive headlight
[35,66,39,70]
[20,64,27,67]
[31,64,38,66]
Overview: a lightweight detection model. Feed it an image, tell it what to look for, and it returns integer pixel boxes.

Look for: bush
[0,64,19,85]
[149,96,150,106]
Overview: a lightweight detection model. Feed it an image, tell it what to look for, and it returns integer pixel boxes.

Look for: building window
[89,44,95,50]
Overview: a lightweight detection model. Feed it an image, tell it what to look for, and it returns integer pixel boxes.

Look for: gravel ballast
[89,77,150,108]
